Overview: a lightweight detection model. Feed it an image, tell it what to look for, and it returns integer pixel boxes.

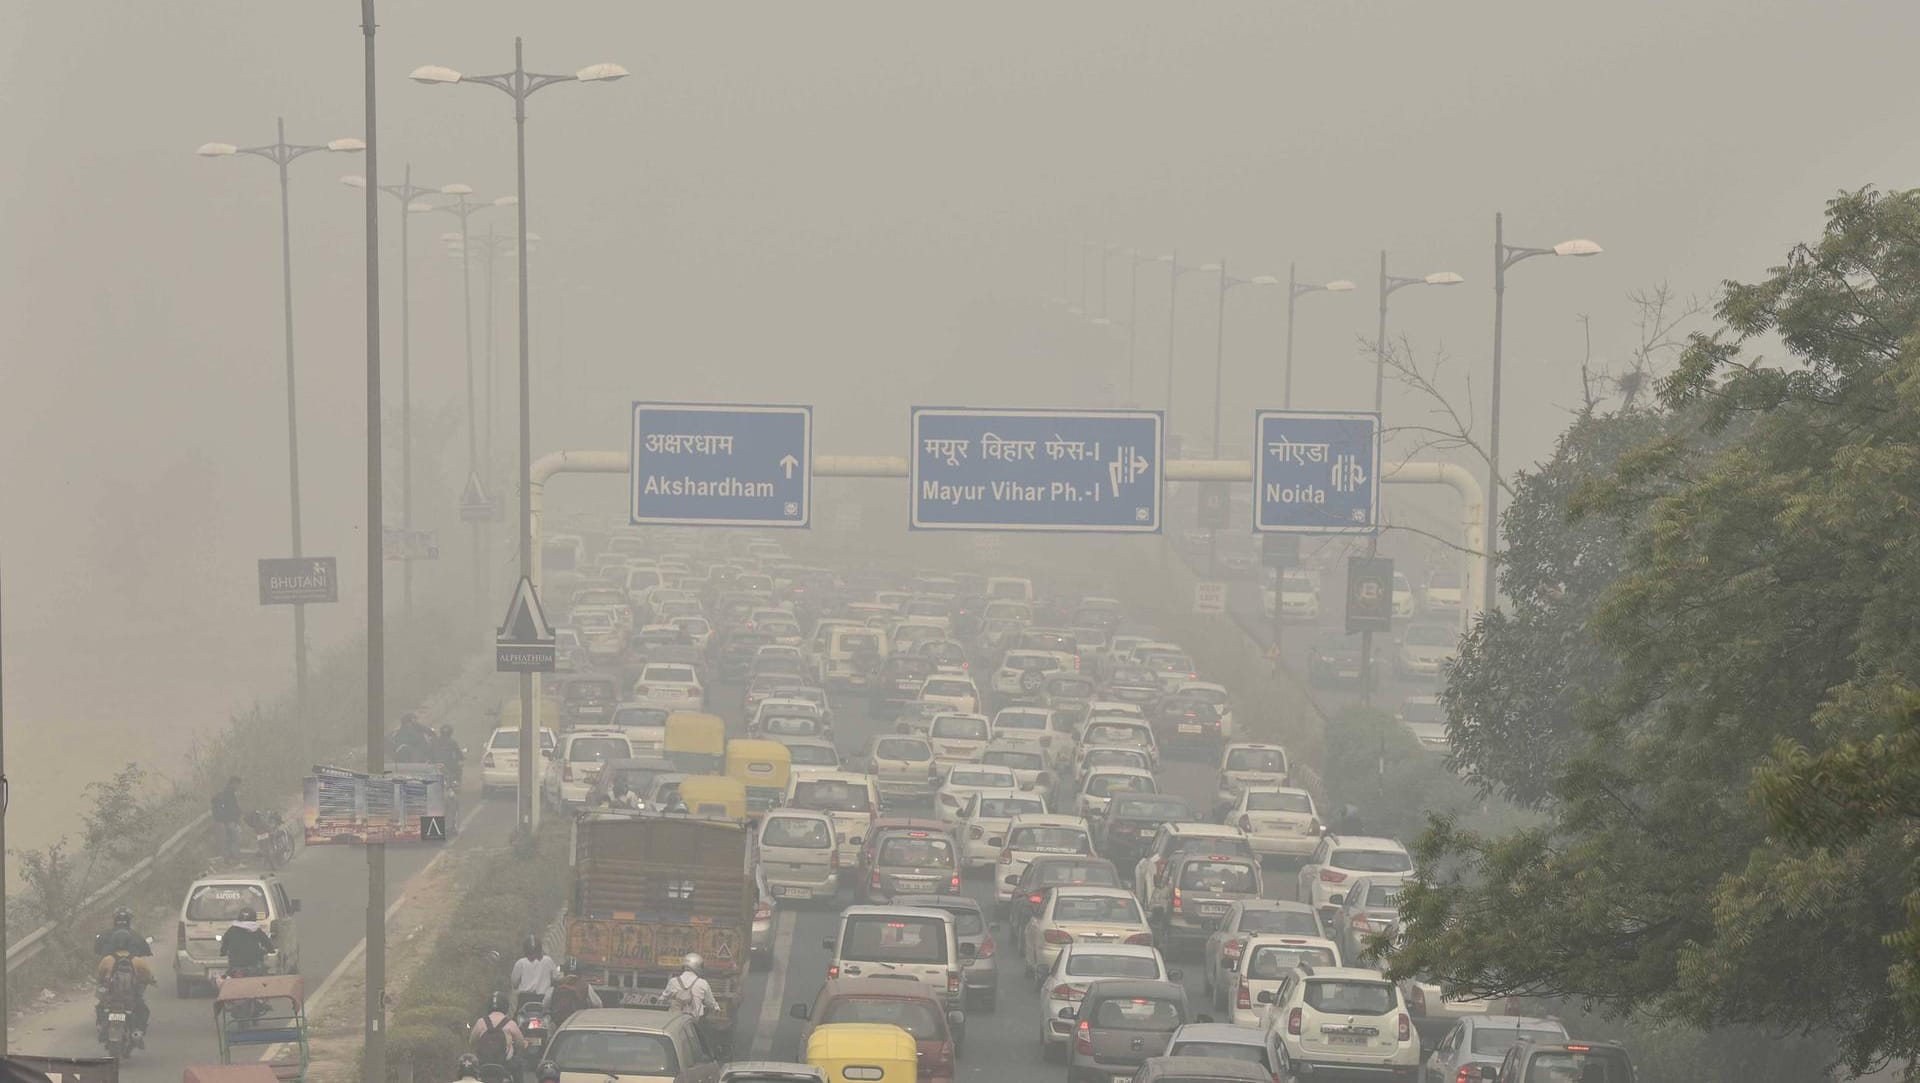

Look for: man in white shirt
[509,937,562,1010]
[663,952,719,1019]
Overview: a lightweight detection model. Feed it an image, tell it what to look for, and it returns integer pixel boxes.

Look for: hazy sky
[3,0,1914,847]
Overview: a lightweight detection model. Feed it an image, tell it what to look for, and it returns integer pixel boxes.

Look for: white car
[992,650,1070,701]
[1215,743,1291,810]
[955,788,1049,869]
[1391,572,1416,618]
[1021,885,1153,976]
[1075,766,1158,819]
[480,725,557,797]
[1230,933,1342,1026]
[1075,717,1159,770]
[995,813,1094,905]
[668,615,712,649]
[630,662,705,711]
[751,697,829,742]
[1264,966,1421,1080]
[542,730,635,810]
[1396,695,1449,754]
[1037,942,1173,1061]
[1395,623,1456,681]
[1269,570,1321,621]
[1175,681,1235,740]
[917,674,982,715]
[784,737,843,781]
[935,762,1020,826]
[1297,835,1414,920]
[1422,570,1464,614]
[1229,787,1322,859]
[926,712,992,766]
[979,741,1055,803]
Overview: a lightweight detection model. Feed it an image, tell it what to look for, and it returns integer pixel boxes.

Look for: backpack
[474,1013,509,1064]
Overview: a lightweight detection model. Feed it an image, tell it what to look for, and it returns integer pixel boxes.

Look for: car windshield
[1085,723,1148,745]
[186,884,268,922]
[1054,894,1143,923]
[1047,678,1095,698]
[764,716,822,736]
[1182,687,1228,706]
[1168,1042,1270,1068]
[1472,1028,1568,1057]
[1240,909,1323,936]
[1401,699,1444,725]
[1225,748,1287,772]
[923,679,972,697]
[763,816,832,848]
[1086,773,1154,797]
[948,767,1011,788]
[924,644,967,666]
[614,708,670,728]
[1093,997,1182,1030]
[793,780,872,812]
[879,834,953,866]
[1035,862,1121,887]
[994,712,1046,731]
[1332,849,1413,874]
[1067,953,1161,979]
[840,915,948,964]
[644,665,696,683]
[788,744,839,767]
[1406,624,1454,647]
[568,738,629,763]
[1523,1052,1631,1083]
[1112,796,1192,820]
[1246,943,1338,978]
[931,717,989,740]
[547,1031,678,1076]
[1009,826,1091,853]
[820,997,945,1040]
[1086,749,1151,770]
[1302,979,1394,1015]
[839,633,880,653]
[1364,883,1405,907]
[889,659,935,678]
[877,738,932,761]
[1246,791,1312,813]
[978,796,1046,819]
[984,749,1046,771]
[1179,861,1258,893]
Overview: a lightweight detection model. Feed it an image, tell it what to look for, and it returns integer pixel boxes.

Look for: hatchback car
[174,873,300,994]
[1163,1023,1281,1080]
[1094,794,1198,871]
[544,1005,720,1083]
[918,675,982,716]
[1077,766,1160,819]
[861,822,962,903]
[1297,835,1414,923]
[1333,876,1408,965]
[861,734,940,806]
[1395,622,1457,681]
[935,763,1020,826]
[1131,1056,1271,1083]
[758,808,840,902]
[925,713,992,766]
[996,814,1096,907]
[543,730,637,810]
[895,893,1000,1011]
[789,976,963,1083]
[954,788,1050,869]
[1007,855,1125,937]
[1023,886,1154,976]
[1202,900,1327,1010]
[1039,943,1175,1061]
[1227,933,1342,1026]
[1066,979,1198,1083]
[1158,853,1264,955]
[1305,634,1371,690]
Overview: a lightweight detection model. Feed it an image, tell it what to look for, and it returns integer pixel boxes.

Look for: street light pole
[357,3,387,1081]
[343,166,444,621]
[1283,265,1357,410]
[1486,214,1602,613]
[196,124,362,730]
[413,39,626,843]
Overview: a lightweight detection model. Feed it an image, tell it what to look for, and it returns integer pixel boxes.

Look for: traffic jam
[512,523,1621,1083]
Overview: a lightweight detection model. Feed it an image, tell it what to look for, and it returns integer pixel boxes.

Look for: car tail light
[947,971,961,995]
[1223,935,1246,963]
[977,934,995,958]
[1027,893,1044,907]
[1286,1007,1302,1036]
[871,869,883,889]
[755,900,773,921]
[827,964,840,978]
[829,850,841,869]
[1172,888,1183,912]
[1051,983,1085,1001]
[1043,929,1073,944]
[1454,1070,1478,1083]
[1351,915,1373,932]
[1237,981,1252,1010]
[1397,1013,1411,1042]
[1238,814,1254,832]
[483,752,496,768]
[1318,869,1347,883]
[1074,1019,1093,1055]
[949,873,961,891]
[1125,932,1153,946]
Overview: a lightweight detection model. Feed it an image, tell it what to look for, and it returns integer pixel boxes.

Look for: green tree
[1393,188,1920,1076]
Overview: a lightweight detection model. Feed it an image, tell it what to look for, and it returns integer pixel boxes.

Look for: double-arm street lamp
[341,167,442,620]
[1156,252,1216,438]
[1283,266,1356,409]
[412,39,625,841]
[195,120,363,724]
[1206,260,1281,458]
[1486,214,1601,612]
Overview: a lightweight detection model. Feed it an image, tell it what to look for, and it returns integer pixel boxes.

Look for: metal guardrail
[5,810,212,971]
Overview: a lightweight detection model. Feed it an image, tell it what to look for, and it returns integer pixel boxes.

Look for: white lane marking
[748,906,799,1058]
[259,798,489,1062]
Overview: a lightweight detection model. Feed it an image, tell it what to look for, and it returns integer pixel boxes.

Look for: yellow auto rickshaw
[677,774,748,821]
[726,738,792,814]
[665,711,727,775]
[806,1023,918,1083]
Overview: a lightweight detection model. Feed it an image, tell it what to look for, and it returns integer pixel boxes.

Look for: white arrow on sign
[779,454,798,479]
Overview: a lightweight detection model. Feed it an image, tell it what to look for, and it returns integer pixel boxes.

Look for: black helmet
[524,935,543,958]
[113,907,133,929]
[537,1062,561,1083]
[561,957,579,976]
[440,723,455,738]
[238,907,258,922]
[457,1054,480,1078]
[489,990,509,1013]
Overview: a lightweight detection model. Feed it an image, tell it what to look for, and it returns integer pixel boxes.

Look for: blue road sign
[1254,410,1380,534]
[911,408,1162,532]
[630,402,811,527]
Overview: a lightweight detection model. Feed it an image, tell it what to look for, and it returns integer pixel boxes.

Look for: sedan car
[1024,885,1155,976]
[1201,900,1326,1010]
[1093,794,1197,871]
[1395,622,1457,681]
[926,712,992,766]
[1066,979,1195,1083]
[1038,942,1175,1061]
[918,674,983,715]
[480,725,557,798]
[1305,634,1371,689]
[1332,876,1407,966]
[1270,570,1321,621]
[1163,1023,1282,1081]
[1227,787,1321,860]
[630,662,705,712]
[935,762,1021,826]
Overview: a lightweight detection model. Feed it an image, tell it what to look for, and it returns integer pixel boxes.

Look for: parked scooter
[244,808,294,869]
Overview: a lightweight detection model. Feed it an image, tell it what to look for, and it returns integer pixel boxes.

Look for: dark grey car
[895,893,999,1012]
[1067,979,1199,1083]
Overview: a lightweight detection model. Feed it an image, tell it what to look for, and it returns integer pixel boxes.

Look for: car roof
[1009,814,1088,827]
[1244,932,1339,950]
[1300,966,1391,982]
[556,1006,684,1033]
[892,893,984,914]
[1086,765,1156,777]
[1223,742,1282,751]
[1323,835,1408,852]
[1050,885,1139,900]
[1168,1022,1267,1044]
[815,976,945,1004]
[1240,785,1311,797]
[1233,898,1315,914]
[838,904,954,921]
[1165,822,1245,837]
[1140,1057,1271,1083]
[1083,979,1187,1001]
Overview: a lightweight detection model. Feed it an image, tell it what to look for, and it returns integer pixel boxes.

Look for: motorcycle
[244,808,294,869]
[516,999,553,1065]
[96,954,142,1058]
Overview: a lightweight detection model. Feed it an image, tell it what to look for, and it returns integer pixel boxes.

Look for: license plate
[1200,902,1230,915]
[1113,1075,1134,1083]
[1328,1034,1367,1045]
[107,1013,127,1022]
[1177,724,1202,734]
[774,886,811,898]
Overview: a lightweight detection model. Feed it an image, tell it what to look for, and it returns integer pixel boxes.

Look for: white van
[824,905,963,1007]
[821,625,889,689]
[786,772,880,867]
[174,874,301,994]
[757,808,839,901]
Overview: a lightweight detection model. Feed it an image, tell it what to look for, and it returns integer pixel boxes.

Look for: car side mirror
[789,1003,811,1020]
[1328,894,1344,907]
[289,899,302,914]
[1004,875,1021,887]
[1256,991,1274,1004]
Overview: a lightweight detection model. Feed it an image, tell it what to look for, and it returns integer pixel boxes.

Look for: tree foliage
[1392,188,1920,1076]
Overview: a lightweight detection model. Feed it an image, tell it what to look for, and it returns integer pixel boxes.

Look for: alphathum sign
[259,557,338,605]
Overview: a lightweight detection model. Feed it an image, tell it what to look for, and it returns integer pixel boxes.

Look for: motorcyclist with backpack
[430,724,465,786]
[94,942,154,1046]
[95,907,152,958]
[468,991,525,1071]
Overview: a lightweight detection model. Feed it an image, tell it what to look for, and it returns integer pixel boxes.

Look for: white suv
[1263,965,1420,1080]
[1297,835,1414,923]
[631,662,705,711]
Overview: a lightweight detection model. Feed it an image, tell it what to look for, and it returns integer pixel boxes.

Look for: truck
[564,812,751,1053]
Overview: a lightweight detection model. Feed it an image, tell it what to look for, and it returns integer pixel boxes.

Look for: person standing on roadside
[210,776,243,861]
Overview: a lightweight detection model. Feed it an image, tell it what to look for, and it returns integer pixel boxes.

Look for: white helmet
[682,952,703,973]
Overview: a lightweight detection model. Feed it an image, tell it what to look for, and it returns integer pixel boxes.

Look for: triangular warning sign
[497,576,554,644]
[461,471,490,507]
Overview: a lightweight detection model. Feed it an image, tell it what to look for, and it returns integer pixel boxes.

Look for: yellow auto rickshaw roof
[805,1022,920,1062]
[727,739,792,765]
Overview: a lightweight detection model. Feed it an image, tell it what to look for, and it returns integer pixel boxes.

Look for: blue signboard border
[908,406,1165,534]
[1252,408,1382,536]
[629,400,813,528]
